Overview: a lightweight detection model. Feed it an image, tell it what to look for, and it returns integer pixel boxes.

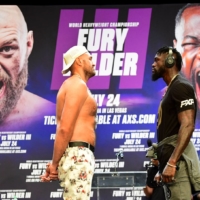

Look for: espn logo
[180,99,194,108]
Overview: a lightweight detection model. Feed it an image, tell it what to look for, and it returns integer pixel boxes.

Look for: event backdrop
[0,3,199,200]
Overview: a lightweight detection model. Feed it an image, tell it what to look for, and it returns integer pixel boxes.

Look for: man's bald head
[0,5,34,122]
[0,5,28,38]
[0,5,33,71]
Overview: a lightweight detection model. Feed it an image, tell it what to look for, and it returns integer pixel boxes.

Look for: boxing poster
[0,3,199,200]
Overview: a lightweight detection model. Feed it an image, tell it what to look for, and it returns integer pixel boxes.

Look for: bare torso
[56,75,97,146]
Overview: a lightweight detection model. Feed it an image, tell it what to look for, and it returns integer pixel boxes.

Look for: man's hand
[40,162,58,182]
[154,171,161,184]
[161,164,176,183]
[143,186,153,198]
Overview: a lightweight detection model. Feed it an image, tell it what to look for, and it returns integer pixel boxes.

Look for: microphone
[147,139,152,147]
[112,149,123,177]
[116,149,124,159]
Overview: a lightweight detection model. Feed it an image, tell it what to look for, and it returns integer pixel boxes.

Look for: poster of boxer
[0,3,199,200]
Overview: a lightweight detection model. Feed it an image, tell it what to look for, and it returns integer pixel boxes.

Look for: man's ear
[75,57,82,66]
[27,30,34,57]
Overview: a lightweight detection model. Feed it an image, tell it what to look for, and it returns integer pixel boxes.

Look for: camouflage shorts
[58,146,95,200]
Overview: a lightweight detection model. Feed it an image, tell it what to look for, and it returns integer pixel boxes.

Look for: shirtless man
[40,45,97,200]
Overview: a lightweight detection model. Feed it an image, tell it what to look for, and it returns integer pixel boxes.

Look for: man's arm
[169,109,195,164]
[161,109,195,183]
[52,81,88,165]
[143,186,154,198]
[41,80,88,182]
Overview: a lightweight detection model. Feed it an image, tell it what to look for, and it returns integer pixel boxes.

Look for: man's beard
[152,67,165,81]
[0,60,28,123]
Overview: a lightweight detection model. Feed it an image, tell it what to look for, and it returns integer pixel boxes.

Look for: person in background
[173,5,200,199]
[143,148,166,200]
[173,3,200,120]
[40,45,97,200]
[0,5,55,130]
[152,46,200,200]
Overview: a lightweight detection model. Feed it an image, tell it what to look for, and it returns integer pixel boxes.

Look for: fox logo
[180,99,194,108]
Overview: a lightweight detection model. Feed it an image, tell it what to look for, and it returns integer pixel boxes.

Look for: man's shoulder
[173,75,194,90]
[60,76,87,92]
[21,90,56,114]
[177,74,193,86]
[1,90,56,131]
